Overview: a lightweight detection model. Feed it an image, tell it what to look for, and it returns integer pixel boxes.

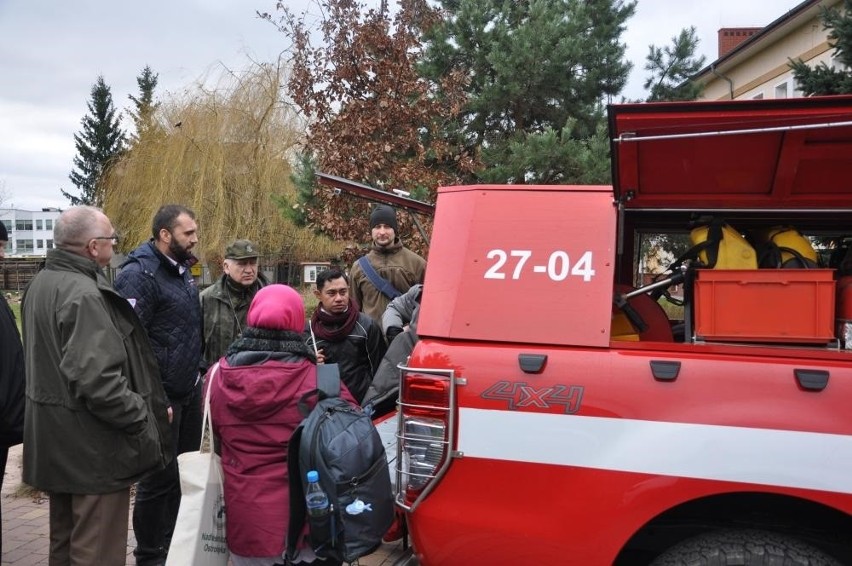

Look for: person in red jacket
[207,284,356,566]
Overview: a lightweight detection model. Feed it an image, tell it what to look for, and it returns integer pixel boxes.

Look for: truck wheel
[650,529,841,566]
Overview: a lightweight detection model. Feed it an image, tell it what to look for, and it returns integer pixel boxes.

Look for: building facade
[0,208,62,257]
[694,0,844,100]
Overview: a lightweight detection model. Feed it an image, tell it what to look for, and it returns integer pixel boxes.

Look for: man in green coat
[200,239,267,372]
[21,206,172,565]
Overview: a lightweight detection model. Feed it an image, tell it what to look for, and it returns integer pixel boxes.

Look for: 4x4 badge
[481,381,584,414]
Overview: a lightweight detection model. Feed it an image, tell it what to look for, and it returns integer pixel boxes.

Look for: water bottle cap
[306,470,319,483]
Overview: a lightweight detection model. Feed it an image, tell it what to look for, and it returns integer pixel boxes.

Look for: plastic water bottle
[305,470,330,517]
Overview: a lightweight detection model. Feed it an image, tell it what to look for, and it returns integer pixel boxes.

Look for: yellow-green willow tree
[103,59,342,270]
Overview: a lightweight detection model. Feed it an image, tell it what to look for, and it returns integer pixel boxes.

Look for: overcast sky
[0,0,802,211]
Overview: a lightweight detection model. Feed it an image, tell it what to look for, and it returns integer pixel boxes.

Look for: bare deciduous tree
[263,0,472,255]
[102,58,341,268]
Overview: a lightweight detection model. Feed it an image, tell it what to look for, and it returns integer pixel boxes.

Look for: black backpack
[286,365,394,564]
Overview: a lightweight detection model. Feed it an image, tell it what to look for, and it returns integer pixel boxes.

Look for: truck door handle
[794,369,829,391]
[650,360,681,382]
[518,354,548,374]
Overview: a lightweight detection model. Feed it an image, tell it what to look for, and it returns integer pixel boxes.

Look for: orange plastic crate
[693,269,836,343]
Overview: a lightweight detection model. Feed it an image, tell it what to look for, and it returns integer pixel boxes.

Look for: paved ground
[1,444,409,565]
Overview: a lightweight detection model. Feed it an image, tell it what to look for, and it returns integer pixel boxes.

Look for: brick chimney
[718,27,762,58]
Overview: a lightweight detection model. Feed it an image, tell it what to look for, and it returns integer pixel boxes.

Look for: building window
[37,239,44,249]
[36,219,43,230]
[16,239,33,252]
[46,219,53,230]
[775,82,788,99]
[47,239,54,249]
[15,220,33,231]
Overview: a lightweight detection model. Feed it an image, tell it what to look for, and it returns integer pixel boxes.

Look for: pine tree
[791,0,852,95]
[62,76,125,206]
[644,27,706,102]
[128,66,160,143]
[419,0,636,184]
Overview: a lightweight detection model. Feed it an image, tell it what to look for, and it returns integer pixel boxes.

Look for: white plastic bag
[165,364,229,566]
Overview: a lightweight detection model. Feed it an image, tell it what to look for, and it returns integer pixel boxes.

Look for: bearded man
[115,204,203,566]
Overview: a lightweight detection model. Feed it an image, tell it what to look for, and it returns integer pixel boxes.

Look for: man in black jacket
[0,222,24,559]
[115,204,202,566]
[306,268,386,404]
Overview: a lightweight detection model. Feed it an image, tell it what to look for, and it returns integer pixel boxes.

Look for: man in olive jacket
[350,205,426,325]
[200,239,267,373]
[21,206,172,565]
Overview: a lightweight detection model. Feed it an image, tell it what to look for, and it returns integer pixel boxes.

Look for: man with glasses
[200,239,268,373]
[115,204,202,566]
[21,206,172,565]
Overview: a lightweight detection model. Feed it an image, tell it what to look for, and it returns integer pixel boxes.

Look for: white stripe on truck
[458,408,852,494]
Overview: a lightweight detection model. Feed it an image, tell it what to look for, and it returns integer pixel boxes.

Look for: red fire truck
[395,96,852,565]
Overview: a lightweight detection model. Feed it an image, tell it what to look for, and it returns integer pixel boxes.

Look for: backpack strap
[358,256,402,300]
[297,364,342,417]
[316,363,341,398]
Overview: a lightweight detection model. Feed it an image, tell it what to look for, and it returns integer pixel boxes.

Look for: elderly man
[21,206,172,565]
[200,239,268,372]
[0,222,24,559]
[349,205,426,325]
[114,204,202,565]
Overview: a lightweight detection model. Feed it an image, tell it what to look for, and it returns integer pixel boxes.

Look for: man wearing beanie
[349,204,426,325]
[200,239,268,374]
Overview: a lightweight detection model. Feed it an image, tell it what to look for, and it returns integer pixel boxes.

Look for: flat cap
[225,239,258,259]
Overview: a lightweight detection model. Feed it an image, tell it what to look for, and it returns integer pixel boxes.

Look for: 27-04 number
[484,249,595,282]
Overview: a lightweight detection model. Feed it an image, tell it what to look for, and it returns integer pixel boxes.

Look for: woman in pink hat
[206,284,355,565]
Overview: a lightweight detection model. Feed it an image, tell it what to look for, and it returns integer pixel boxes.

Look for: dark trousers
[132,380,202,566]
[48,489,130,566]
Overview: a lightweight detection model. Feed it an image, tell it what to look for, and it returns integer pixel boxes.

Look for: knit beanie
[370,205,398,232]
[246,284,305,332]
[0,222,7,241]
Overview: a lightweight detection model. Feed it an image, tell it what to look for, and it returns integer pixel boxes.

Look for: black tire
[650,529,842,566]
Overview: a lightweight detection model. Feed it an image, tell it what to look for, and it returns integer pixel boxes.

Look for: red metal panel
[405,338,852,564]
[407,459,852,566]
[418,185,616,347]
[608,96,852,209]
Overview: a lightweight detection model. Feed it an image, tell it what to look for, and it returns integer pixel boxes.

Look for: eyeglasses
[91,234,120,244]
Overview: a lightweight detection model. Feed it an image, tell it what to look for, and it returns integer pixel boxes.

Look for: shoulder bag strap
[200,362,219,452]
[358,256,402,300]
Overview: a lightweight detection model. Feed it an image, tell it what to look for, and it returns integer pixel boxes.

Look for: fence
[2,255,316,292]
[1,258,43,291]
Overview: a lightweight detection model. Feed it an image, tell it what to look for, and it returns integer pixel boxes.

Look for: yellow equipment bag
[751,226,818,268]
[689,221,757,270]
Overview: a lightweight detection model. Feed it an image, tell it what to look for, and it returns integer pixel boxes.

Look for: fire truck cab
[395,96,852,565]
